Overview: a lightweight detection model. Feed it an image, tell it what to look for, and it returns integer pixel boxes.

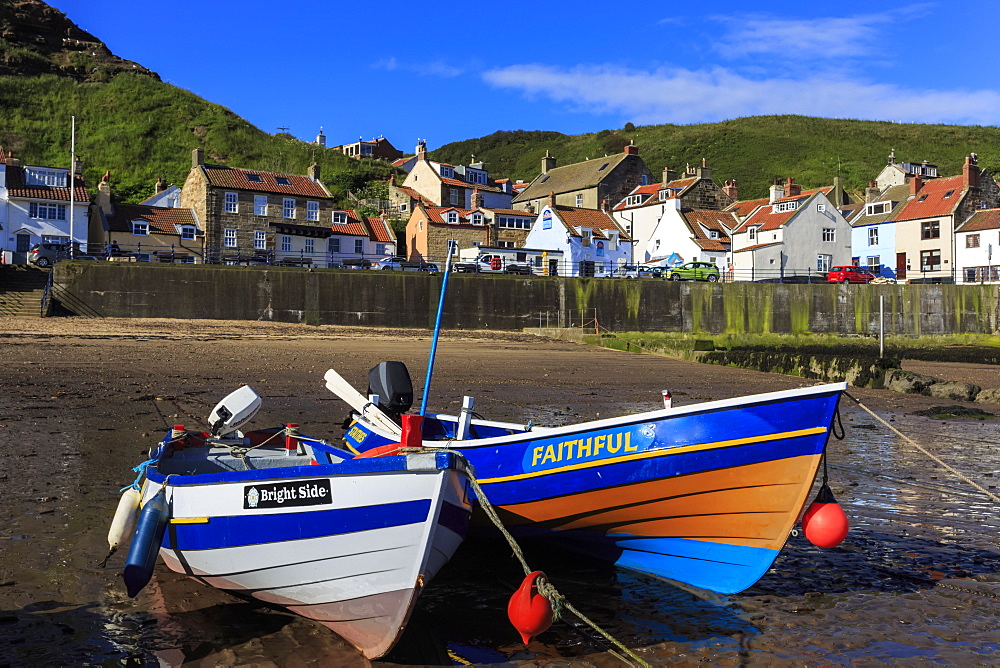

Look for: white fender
[108,487,141,552]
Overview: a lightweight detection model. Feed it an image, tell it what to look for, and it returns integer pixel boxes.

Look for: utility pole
[69,116,76,256]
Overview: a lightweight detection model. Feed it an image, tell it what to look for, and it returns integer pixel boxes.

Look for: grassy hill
[430,117,1000,200]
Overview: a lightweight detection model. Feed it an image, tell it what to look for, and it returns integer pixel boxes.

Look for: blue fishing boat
[110,386,472,660]
[333,367,846,595]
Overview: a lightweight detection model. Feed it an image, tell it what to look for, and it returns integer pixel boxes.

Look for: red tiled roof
[6,166,89,202]
[727,197,768,218]
[106,203,198,235]
[366,216,395,243]
[554,205,631,241]
[329,209,371,237]
[895,175,967,221]
[202,164,331,198]
[956,207,1000,232]
[736,192,819,233]
[393,185,430,205]
[439,176,504,193]
[682,209,736,251]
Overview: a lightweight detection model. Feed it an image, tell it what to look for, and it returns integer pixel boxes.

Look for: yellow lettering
[541,445,557,465]
[561,441,574,461]
[532,446,544,467]
[594,435,606,455]
[608,432,622,453]
[624,432,637,452]
[578,438,592,459]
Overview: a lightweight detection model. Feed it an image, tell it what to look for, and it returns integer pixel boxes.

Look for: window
[180,225,196,240]
[817,203,826,212]
[822,228,835,242]
[376,243,386,255]
[254,231,266,250]
[748,227,756,241]
[576,194,583,207]
[332,211,347,224]
[450,190,460,206]
[499,216,532,229]
[225,192,238,213]
[328,237,340,253]
[399,203,409,213]
[29,202,67,220]
[607,232,618,250]
[283,198,296,219]
[868,227,879,246]
[709,230,720,239]
[246,173,263,183]
[626,194,644,206]
[25,168,67,187]
[943,190,954,199]
[774,201,798,213]
[354,239,364,254]
[967,234,981,248]
[866,202,890,216]
[920,249,941,272]
[817,254,832,272]
[132,221,149,236]
[470,213,484,226]
[305,238,314,254]
[440,166,454,178]
[275,176,291,186]
[224,228,237,247]
[254,195,267,215]
[581,229,592,247]
[921,220,940,239]
[307,201,319,221]
[918,194,928,202]
[281,235,292,252]
[867,256,880,272]
[641,174,649,186]
[598,163,609,171]
[445,211,458,224]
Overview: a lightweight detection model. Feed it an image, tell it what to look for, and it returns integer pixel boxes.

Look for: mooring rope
[398,445,651,668]
[844,392,1000,505]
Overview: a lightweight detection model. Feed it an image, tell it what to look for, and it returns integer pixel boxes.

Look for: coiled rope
[400,445,651,668]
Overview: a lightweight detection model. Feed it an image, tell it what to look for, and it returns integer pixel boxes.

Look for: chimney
[662,166,677,184]
[389,172,396,186]
[192,148,204,168]
[696,158,712,181]
[548,191,556,209]
[963,153,980,188]
[601,198,609,212]
[624,141,638,155]
[542,150,556,174]
[722,179,738,201]
[416,139,427,161]
[5,152,21,167]
[308,162,320,183]
[865,180,880,203]
[154,177,166,194]
[768,179,785,204]
[97,170,113,215]
[910,174,923,196]
[785,177,801,197]
[472,187,484,209]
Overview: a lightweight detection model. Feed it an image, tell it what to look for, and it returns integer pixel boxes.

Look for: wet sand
[0,317,998,665]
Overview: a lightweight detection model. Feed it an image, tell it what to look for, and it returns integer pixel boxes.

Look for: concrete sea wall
[51,263,1000,335]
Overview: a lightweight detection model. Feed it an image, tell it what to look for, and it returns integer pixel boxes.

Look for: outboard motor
[367,361,413,419]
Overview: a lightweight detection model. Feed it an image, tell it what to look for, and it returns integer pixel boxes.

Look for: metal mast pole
[69,116,76,256]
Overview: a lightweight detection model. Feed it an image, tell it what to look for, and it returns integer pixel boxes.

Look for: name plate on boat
[244,479,332,509]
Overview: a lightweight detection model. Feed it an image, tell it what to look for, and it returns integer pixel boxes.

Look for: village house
[612,160,736,264]
[954,207,1000,283]
[874,151,940,191]
[486,207,536,248]
[141,178,182,208]
[890,154,999,283]
[522,194,631,277]
[730,179,852,280]
[329,135,404,162]
[405,202,491,264]
[640,201,737,271]
[846,182,909,279]
[179,148,337,264]
[512,144,652,214]
[323,209,395,265]
[0,148,90,263]
[90,172,202,262]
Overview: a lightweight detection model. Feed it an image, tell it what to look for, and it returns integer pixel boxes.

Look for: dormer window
[607,231,618,250]
[440,166,454,179]
[866,202,891,216]
[580,228,592,247]
[470,213,484,226]
[447,211,459,224]
[658,189,672,202]
[709,230,720,239]
[132,221,149,236]
[332,211,348,224]
[25,168,67,187]
[748,227,757,241]
[626,194,645,206]
[179,225,196,240]
[773,201,798,213]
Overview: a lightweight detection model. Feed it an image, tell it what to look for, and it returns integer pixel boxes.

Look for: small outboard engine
[367,361,413,418]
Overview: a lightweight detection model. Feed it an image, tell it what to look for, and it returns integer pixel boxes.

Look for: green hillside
[430,117,1000,200]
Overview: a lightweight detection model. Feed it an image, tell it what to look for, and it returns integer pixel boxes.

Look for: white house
[1,150,90,263]
[522,196,631,277]
[641,199,737,270]
[954,208,1000,283]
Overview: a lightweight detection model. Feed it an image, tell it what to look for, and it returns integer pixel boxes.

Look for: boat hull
[345,383,846,594]
[140,451,471,659]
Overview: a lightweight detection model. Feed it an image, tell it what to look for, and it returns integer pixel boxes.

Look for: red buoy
[507,571,553,644]
[802,482,849,548]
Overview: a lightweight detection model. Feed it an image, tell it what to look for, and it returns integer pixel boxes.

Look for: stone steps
[0,266,50,317]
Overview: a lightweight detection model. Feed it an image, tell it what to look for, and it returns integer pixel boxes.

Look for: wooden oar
[323,369,403,436]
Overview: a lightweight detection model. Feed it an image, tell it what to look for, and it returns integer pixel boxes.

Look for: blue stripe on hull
[164,499,432,551]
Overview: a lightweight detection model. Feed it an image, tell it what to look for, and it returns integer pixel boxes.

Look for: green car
[665,261,720,282]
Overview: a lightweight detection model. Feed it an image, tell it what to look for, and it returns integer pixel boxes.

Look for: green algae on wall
[788,287,812,334]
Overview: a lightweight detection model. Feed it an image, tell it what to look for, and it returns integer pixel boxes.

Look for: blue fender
[123,488,169,598]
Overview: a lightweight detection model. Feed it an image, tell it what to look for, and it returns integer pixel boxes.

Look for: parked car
[28,242,71,268]
[664,262,720,282]
[370,256,407,270]
[826,266,875,284]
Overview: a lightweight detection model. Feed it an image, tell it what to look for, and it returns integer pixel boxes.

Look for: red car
[827,266,875,284]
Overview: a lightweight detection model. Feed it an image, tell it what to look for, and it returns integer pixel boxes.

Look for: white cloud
[483,63,1000,126]
[371,57,462,78]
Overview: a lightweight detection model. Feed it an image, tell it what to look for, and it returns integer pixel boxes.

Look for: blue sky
[55,0,1000,152]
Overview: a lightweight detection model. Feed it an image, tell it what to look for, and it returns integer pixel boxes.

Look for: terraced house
[180,148,336,263]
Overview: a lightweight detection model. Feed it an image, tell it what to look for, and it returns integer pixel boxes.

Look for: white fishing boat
[113,386,472,660]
